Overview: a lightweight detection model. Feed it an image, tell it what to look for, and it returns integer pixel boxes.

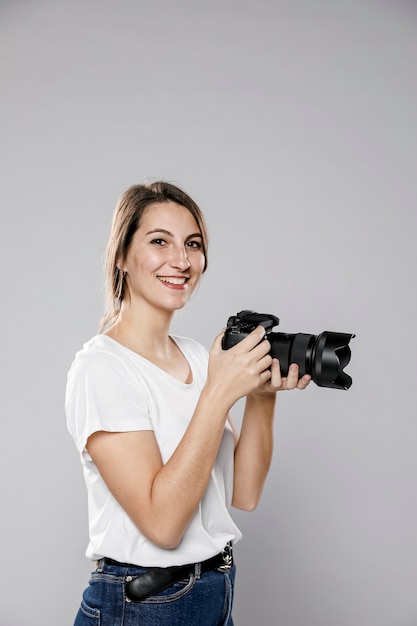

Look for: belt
[101,542,233,603]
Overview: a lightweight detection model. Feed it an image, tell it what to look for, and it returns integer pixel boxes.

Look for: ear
[116,257,127,272]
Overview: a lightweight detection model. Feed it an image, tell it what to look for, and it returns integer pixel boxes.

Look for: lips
[157,276,188,285]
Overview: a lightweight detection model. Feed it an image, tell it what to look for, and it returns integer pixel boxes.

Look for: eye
[186,240,202,250]
[150,238,167,246]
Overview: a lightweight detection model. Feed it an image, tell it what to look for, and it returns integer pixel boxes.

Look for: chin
[156,297,190,313]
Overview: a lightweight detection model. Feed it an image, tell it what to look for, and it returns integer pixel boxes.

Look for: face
[121,201,205,314]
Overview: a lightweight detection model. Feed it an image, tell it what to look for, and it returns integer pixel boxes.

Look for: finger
[285,363,300,390]
[269,358,282,388]
[257,353,273,373]
[258,368,272,385]
[297,374,311,390]
[250,337,271,361]
[212,328,228,352]
[236,325,268,352]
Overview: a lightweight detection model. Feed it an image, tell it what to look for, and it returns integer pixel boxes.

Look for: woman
[66,181,310,625]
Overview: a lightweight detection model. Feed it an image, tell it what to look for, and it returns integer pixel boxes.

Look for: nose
[170,245,191,271]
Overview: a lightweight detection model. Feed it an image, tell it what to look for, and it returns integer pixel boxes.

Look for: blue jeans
[74,559,236,625]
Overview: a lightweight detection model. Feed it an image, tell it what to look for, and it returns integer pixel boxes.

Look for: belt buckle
[217,542,233,572]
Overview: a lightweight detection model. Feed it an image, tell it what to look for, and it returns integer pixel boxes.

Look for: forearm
[232,392,276,510]
[149,384,231,546]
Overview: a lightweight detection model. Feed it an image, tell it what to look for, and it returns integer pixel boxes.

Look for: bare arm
[87,326,272,549]
[232,360,311,511]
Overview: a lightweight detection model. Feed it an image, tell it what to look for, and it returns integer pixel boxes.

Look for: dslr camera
[222,310,355,390]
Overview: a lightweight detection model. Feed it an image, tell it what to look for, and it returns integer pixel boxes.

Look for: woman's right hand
[206,326,273,408]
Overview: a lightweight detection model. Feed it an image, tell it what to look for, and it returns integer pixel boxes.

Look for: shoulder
[65,335,151,417]
[65,335,153,451]
[66,335,132,386]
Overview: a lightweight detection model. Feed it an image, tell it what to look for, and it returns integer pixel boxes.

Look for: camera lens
[269,330,355,390]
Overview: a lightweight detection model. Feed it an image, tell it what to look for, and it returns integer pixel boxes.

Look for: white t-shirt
[65,333,242,567]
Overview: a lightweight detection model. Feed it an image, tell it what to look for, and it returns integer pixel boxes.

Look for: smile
[158,276,188,285]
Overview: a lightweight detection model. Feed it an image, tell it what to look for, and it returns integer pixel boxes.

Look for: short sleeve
[65,351,153,454]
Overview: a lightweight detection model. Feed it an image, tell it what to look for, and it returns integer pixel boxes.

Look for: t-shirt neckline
[96,334,196,389]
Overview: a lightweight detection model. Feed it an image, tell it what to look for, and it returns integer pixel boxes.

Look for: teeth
[158,277,187,285]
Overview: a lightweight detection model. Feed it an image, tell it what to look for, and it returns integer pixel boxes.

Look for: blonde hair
[100,181,208,331]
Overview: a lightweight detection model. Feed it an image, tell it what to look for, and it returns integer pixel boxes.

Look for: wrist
[200,381,233,416]
[245,390,276,415]
[247,389,276,403]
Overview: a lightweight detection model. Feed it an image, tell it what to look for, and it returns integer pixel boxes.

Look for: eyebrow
[146,228,202,239]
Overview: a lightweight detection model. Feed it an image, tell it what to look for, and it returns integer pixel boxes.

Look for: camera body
[222,310,355,390]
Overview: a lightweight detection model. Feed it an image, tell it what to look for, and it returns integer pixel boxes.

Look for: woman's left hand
[252,359,311,395]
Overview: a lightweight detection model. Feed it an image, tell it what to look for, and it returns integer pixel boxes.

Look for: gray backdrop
[1,1,416,625]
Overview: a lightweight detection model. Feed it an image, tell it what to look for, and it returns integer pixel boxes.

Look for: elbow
[242,501,259,512]
[136,519,184,551]
[151,533,182,551]
[144,527,183,551]
[232,495,260,512]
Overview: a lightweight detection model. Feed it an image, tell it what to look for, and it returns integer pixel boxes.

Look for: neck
[106,300,176,358]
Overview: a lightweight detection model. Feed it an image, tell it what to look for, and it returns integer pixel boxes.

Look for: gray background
[1,1,416,624]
